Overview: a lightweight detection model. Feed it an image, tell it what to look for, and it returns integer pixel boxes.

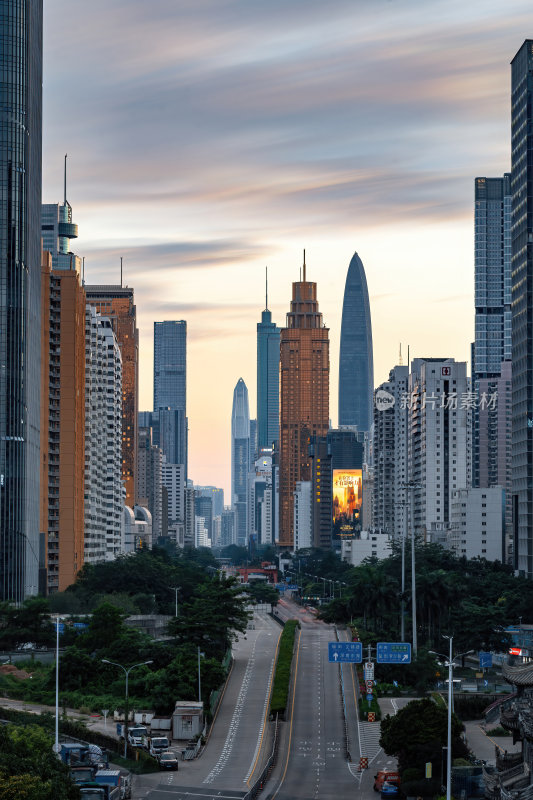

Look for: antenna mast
[303,248,306,282]
[120,257,123,288]
[64,153,67,204]
[265,266,268,310]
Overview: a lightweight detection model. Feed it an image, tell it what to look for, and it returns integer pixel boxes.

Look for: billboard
[333,469,363,537]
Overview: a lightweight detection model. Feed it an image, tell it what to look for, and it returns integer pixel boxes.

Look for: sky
[43,0,531,500]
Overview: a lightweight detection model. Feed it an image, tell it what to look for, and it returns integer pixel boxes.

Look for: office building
[221,507,236,547]
[0,1,42,602]
[137,427,163,540]
[309,437,333,549]
[184,485,196,547]
[231,378,250,546]
[41,255,86,592]
[195,517,210,548]
[248,454,273,546]
[409,358,469,543]
[257,284,280,451]
[41,158,80,272]
[195,494,213,541]
[473,174,512,562]
[449,487,505,562]
[338,252,374,433]
[341,531,392,567]
[85,286,139,506]
[373,366,409,538]
[511,41,533,577]
[153,321,187,473]
[250,419,258,466]
[279,257,330,548]
[161,461,186,530]
[196,486,224,519]
[84,307,124,563]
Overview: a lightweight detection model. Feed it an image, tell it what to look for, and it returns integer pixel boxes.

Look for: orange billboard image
[332,469,363,528]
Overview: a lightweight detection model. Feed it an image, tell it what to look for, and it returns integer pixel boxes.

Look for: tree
[0,724,79,799]
[244,582,279,606]
[380,698,468,776]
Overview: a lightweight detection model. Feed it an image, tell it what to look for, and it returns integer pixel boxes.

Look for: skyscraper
[511,41,533,577]
[153,321,187,475]
[85,286,139,506]
[279,257,330,548]
[338,252,374,433]
[41,157,80,272]
[231,378,250,546]
[473,175,512,562]
[257,276,280,451]
[0,2,43,601]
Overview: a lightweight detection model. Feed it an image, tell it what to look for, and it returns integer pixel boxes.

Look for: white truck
[127,726,148,748]
[146,736,170,759]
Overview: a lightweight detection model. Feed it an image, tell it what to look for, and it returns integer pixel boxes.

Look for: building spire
[265,266,268,310]
[399,343,403,366]
[120,256,123,288]
[64,153,67,204]
[303,248,306,282]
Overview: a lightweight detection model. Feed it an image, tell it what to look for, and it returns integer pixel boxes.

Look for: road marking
[244,626,282,785]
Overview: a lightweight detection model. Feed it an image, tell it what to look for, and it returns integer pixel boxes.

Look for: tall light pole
[54,616,62,755]
[197,647,205,704]
[171,586,180,617]
[101,659,153,758]
[401,481,421,656]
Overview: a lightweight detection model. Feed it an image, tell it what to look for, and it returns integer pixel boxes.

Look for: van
[149,737,170,759]
[374,770,400,791]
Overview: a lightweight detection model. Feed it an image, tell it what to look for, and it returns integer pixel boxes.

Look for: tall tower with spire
[257,268,281,452]
[41,155,81,272]
[338,252,374,432]
[231,378,250,546]
[279,253,330,548]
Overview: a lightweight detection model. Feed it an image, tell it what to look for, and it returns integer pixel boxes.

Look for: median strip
[269,619,299,719]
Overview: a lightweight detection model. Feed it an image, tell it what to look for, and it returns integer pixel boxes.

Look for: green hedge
[270,619,299,718]
[358,695,381,720]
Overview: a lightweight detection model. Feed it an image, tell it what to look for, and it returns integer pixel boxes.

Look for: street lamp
[54,616,63,756]
[197,647,205,704]
[170,586,180,617]
[401,481,422,656]
[430,637,474,800]
[101,659,153,757]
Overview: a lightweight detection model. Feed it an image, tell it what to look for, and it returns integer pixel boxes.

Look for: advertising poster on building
[332,469,363,538]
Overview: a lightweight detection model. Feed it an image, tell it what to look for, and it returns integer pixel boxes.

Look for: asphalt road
[266,599,360,800]
[135,609,281,800]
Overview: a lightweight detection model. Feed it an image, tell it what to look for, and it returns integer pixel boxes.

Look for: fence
[334,626,351,762]
[243,714,280,800]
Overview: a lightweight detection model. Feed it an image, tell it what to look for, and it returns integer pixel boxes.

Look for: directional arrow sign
[328,641,363,663]
[479,651,492,669]
[376,642,412,664]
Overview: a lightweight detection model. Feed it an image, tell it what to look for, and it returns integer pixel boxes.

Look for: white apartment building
[294,481,312,551]
[340,531,392,566]
[161,460,185,527]
[84,307,124,563]
[195,516,210,548]
[248,455,273,546]
[449,487,505,561]
[409,358,469,542]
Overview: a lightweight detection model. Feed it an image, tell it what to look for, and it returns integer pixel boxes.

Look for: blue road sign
[286,585,299,591]
[366,694,373,702]
[479,651,492,669]
[376,642,412,664]
[328,641,363,663]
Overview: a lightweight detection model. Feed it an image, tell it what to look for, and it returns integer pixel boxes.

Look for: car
[374,770,400,792]
[381,781,399,798]
[158,752,179,771]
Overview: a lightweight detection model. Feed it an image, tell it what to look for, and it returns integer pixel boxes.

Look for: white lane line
[203,635,260,784]
[243,649,277,783]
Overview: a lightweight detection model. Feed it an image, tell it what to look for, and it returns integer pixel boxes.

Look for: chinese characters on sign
[332,469,363,539]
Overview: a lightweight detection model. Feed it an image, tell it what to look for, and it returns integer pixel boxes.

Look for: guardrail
[334,626,351,762]
[243,714,280,800]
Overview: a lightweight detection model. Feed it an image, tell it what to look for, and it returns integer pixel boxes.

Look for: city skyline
[42,0,531,496]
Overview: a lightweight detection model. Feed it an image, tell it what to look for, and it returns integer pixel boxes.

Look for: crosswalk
[359,720,382,761]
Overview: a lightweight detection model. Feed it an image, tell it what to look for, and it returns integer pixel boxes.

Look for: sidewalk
[463,719,520,765]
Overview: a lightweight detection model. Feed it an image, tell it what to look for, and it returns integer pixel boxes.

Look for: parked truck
[70,766,97,785]
[147,736,170,759]
[79,783,121,800]
[126,726,148,748]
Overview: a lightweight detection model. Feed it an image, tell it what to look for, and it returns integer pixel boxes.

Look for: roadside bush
[270,620,299,718]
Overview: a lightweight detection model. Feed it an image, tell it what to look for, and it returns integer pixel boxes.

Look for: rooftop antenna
[120,257,123,288]
[64,153,67,205]
[399,343,403,366]
[303,248,306,282]
[407,344,410,370]
[265,266,268,310]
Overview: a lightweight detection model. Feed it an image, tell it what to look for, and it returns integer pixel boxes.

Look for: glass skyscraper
[257,303,280,452]
[511,41,533,577]
[338,252,374,433]
[231,378,250,546]
[153,321,187,473]
[0,2,43,601]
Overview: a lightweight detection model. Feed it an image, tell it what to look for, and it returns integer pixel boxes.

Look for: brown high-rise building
[279,259,330,548]
[41,253,86,592]
[85,286,139,506]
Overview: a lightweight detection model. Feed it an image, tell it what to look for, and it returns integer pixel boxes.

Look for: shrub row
[270,619,299,718]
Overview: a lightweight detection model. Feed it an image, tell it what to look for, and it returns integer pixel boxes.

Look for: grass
[270,619,299,718]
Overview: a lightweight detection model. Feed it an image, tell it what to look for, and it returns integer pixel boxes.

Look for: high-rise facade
[41,258,86,592]
[0,2,43,601]
[257,295,280,451]
[231,378,250,546]
[41,161,80,272]
[279,261,329,548]
[511,41,533,577]
[85,286,139,507]
[153,321,187,474]
[339,252,374,433]
[473,174,513,563]
[137,427,163,541]
[84,308,124,563]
